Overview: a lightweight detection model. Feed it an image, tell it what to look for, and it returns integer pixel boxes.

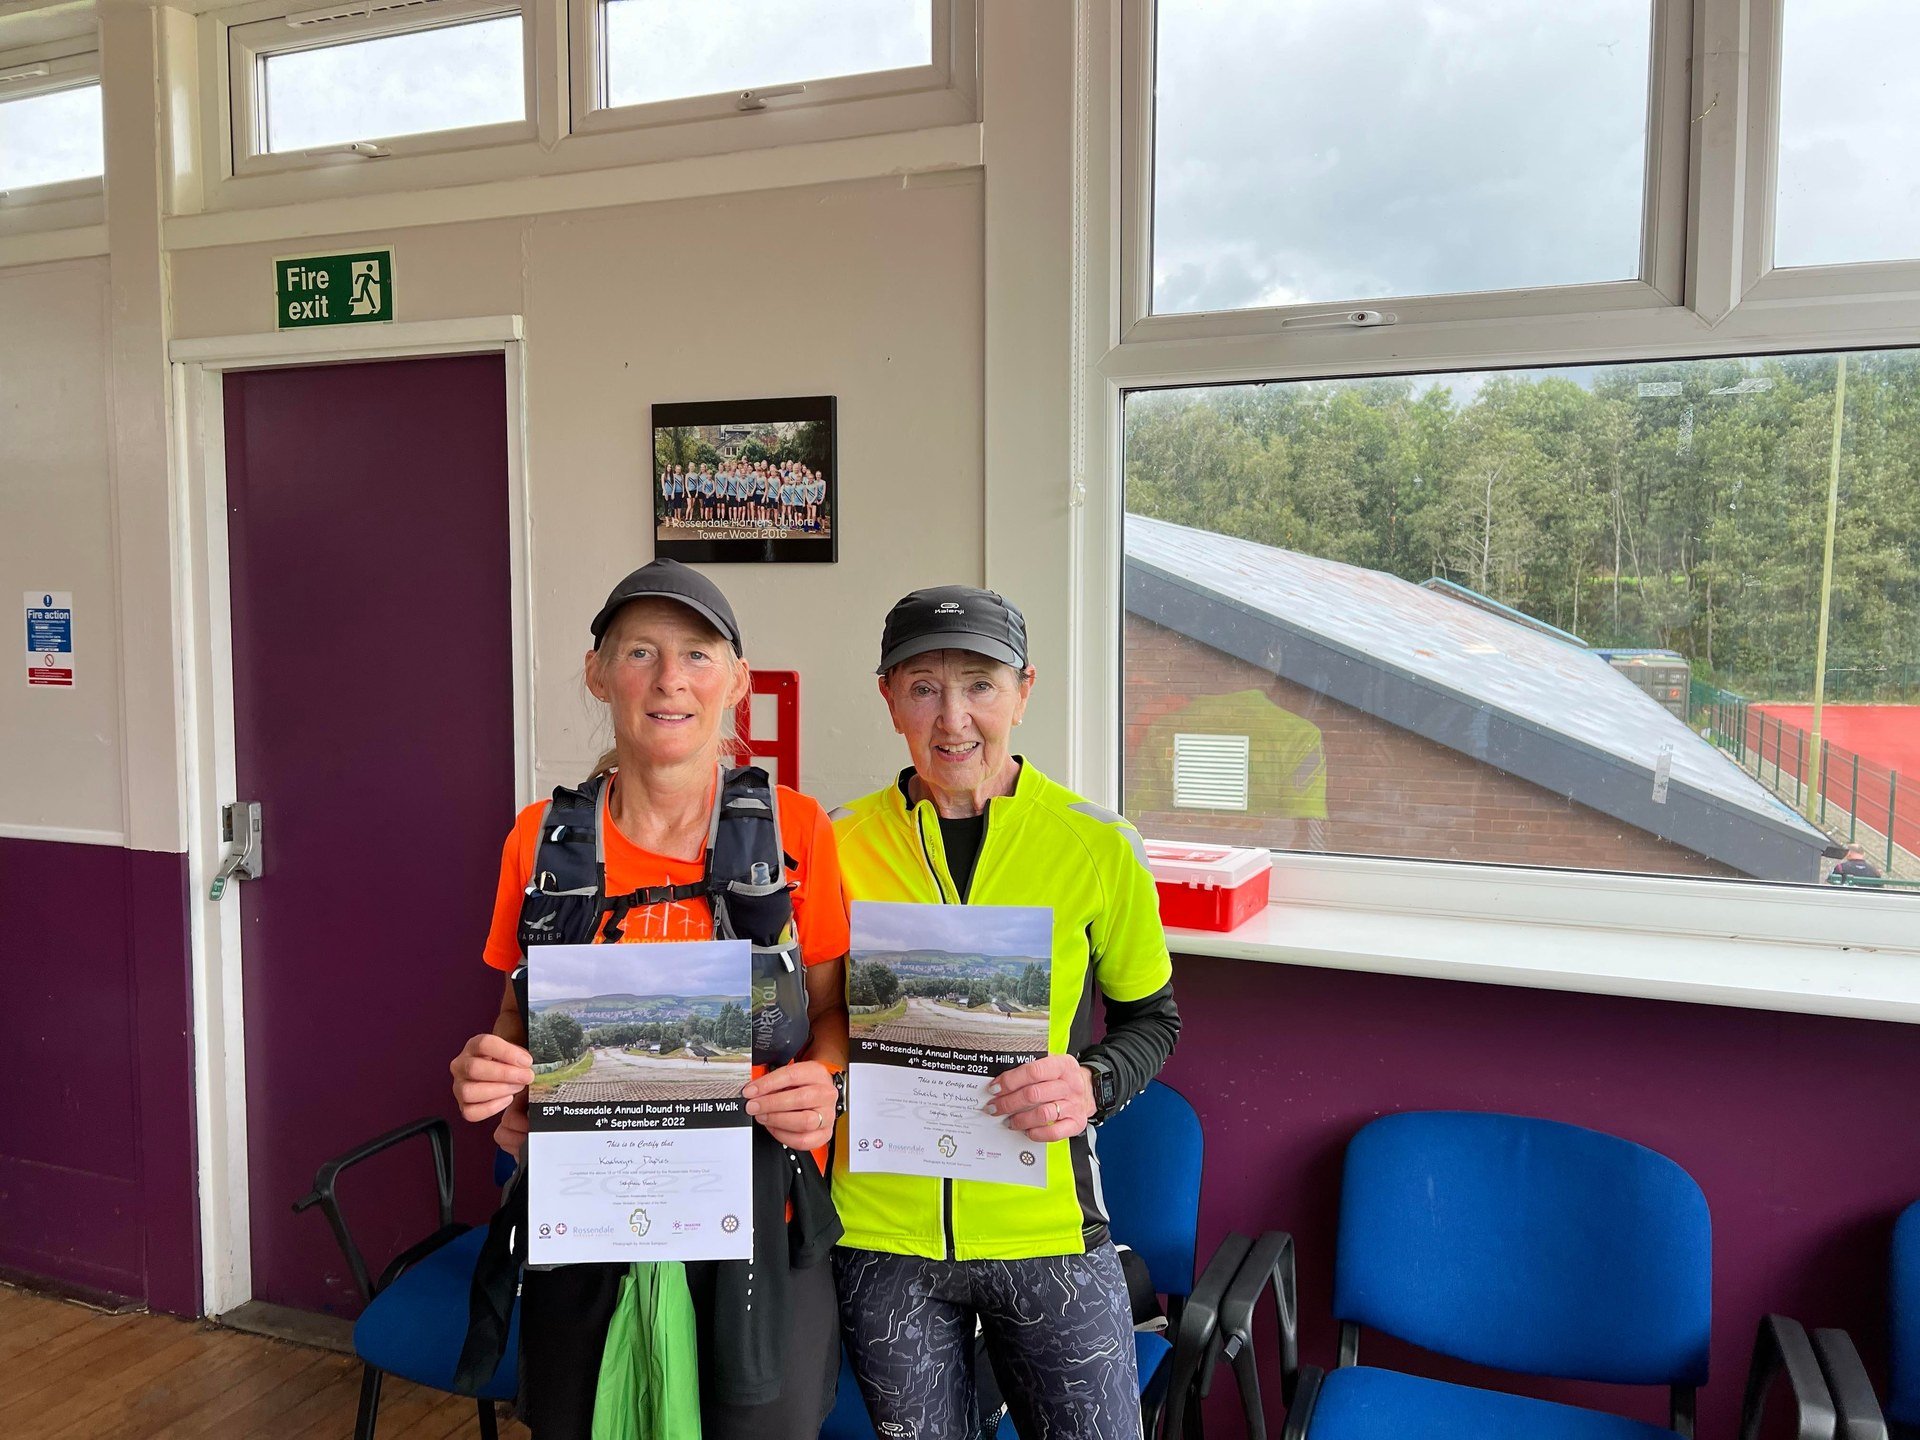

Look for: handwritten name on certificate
[525,939,753,1264]
[846,901,1054,1189]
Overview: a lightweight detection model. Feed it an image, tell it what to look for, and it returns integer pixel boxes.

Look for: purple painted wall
[1166,953,1920,1437]
[2,840,199,1315]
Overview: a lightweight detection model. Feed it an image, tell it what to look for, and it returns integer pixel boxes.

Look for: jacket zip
[912,796,993,1261]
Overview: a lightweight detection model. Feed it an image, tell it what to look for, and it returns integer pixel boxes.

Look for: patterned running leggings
[834,1245,1141,1440]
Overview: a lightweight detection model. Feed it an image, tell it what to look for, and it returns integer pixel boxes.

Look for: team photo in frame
[651,395,838,564]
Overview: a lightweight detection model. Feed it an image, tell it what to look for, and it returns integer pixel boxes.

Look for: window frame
[0,43,105,209]
[1119,0,1696,344]
[1029,0,1920,1004]
[222,0,539,178]
[566,0,976,147]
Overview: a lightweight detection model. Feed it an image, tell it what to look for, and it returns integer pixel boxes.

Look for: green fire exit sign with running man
[275,249,394,329]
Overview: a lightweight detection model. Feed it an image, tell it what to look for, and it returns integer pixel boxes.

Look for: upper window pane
[1123,350,1920,891]
[1774,0,1920,268]
[0,81,104,190]
[260,14,524,153]
[602,0,932,109]
[1150,0,1652,314]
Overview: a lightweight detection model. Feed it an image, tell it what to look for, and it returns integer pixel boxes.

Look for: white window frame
[222,0,539,178]
[1118,0,1696,344]
[1003,0,1920,1016]
[567,0,976,148]
[0,44,104,210]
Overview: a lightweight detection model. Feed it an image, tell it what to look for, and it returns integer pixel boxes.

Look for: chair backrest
[1095,1079,1203,1299]
[1334,1110,1711,1386]
[1890,1198,1920,1428]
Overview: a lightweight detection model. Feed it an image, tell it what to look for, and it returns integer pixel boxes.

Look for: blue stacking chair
[294,1119,519,1440]
[823,1079,1248,1440]
[1890,1199,1920,1438]
[1253,1111,1836,1440]
[1805,1195,1918,1439]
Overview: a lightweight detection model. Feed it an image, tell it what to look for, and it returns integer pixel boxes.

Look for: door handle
[210,801,265,900]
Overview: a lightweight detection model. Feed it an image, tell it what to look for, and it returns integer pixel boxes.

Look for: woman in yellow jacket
[832,585,1182,1439]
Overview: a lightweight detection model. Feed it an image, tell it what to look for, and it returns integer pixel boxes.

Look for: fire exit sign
[275,249,394,329]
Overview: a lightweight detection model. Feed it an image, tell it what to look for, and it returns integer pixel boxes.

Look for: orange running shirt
[484,775,848,969]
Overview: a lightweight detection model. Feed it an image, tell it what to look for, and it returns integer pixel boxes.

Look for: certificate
[525,940,753,1264]
[846,901,1053,1188]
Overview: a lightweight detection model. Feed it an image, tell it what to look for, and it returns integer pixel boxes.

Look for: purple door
[224,355,516,1316]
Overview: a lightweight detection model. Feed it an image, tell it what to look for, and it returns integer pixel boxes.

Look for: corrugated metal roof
[1126,513,1833,875]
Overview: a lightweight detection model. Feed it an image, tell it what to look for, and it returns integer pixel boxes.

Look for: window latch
[736,83,806,111]
[301,140,393,159]
[0,64,53,83]
[1278,309,1398,331]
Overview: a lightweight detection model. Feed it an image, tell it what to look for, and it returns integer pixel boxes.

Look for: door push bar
[210,801,265,900]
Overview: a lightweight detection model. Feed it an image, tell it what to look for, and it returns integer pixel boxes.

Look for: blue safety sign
[24,590,73,688]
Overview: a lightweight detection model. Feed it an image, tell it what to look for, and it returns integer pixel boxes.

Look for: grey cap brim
[877,632,1026,674]
[591,592,739,649]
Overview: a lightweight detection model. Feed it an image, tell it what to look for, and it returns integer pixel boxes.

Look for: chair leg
[353,1364,385,1440]
[477,1398,500,1440]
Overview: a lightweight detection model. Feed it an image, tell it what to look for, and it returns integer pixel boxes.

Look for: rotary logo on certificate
[846,900,1053,1188]
[525,939,753,1264]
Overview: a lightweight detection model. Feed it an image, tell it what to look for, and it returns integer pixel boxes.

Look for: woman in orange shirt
[450,559,848,1440]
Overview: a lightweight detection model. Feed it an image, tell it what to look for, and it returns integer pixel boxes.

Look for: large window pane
[1775,0,1920,268]
[0,82,103,190]
[603,0,932,110]
[1123,352,1920,890]
[261,14,524,153]
[1151,0,1651,314]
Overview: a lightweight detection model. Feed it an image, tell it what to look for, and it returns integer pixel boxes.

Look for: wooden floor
[1,1285,530,1439]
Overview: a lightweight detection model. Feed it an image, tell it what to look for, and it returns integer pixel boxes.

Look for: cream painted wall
[168,172,985,811]
[0,257,124,839]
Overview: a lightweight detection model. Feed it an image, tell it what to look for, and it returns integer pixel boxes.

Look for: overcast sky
[0,83,102,188]
[851,901,1052,960]
[527,939,749,1006]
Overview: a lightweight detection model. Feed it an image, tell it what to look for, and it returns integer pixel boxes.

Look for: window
[226,0,533,172]
[600,0,931,109]
[1122,349,1920,893]
[1773,0,1920,269]
[1148,0,1661,316]
[0,53,102,196]
[572,0,971,138]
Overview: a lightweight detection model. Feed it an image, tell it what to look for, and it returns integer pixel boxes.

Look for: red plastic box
[1143,839,1273,933]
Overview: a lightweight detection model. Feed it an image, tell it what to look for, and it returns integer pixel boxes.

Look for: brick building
[1124,515,1837,882]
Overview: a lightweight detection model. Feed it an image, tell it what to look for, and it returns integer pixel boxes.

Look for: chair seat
[1307,1366,1678,1440]
[353,1227,519,1400]
[1136,1329,1172,1395]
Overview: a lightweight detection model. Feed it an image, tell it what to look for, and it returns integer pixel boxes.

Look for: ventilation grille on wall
[1173,733,1250,811]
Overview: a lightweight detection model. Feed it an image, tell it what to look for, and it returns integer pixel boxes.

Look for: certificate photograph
[847,901,1053,1188]
[526,940,753,1264]
[652,394,837,565]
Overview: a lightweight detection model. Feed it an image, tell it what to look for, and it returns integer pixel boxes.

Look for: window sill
[1164,857,1920,1025]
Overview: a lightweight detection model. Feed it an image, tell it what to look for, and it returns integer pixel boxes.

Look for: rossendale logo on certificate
[847,901,1053,1188]
[526,940,753,1265]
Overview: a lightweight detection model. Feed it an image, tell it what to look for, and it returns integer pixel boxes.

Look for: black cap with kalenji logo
[590,558,742,651]
[876,585,1029,673]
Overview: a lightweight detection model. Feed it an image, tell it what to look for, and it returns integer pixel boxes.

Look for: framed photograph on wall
[652,395,837,564]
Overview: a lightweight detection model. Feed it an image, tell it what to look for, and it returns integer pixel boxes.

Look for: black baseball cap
[590,558,742,651]
[876,585,1028,673]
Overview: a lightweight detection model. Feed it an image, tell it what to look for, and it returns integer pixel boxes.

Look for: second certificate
[847,900,1053,1188]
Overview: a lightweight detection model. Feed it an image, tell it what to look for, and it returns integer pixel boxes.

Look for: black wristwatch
[1083,1057,1118,1123]
[830,1069,848,1117]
